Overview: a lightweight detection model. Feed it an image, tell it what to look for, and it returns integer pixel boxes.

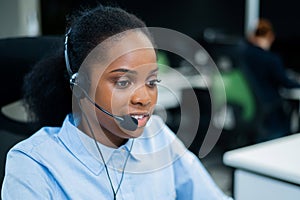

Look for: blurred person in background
[241,18,300,142]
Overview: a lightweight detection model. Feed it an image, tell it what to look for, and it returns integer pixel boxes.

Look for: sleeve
[1,149,58,200]
[174,150,233,200]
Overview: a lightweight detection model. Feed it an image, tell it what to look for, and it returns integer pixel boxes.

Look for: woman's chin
[121,126,145,138]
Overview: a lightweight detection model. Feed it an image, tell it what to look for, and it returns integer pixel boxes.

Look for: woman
[243,18,300,142]
[2,5,231,200]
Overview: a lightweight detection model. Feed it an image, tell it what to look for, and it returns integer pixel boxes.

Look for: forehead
[105,30,155,66]
[81,30,156,79]
[81,30,155,70]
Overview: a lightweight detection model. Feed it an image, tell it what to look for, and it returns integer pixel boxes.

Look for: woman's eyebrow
[109,68,159,74]
[109,68,137,74]
[150,68,159,74]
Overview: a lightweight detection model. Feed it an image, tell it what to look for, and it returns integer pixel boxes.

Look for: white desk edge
[223,133,300,185]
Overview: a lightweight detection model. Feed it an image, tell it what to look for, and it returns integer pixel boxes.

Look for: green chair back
[212,68,255,122]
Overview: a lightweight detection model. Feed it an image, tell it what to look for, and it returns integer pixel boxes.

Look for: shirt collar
[57,115,140,175]
[77,129,139,162]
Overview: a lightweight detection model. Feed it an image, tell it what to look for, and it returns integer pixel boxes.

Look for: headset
[64,29,138,131]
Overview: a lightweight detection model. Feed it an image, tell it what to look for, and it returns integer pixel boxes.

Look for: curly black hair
[23,4,151,127]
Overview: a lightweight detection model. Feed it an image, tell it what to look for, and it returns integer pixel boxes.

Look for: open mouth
[130,113,150,127]
[130,114,149,120]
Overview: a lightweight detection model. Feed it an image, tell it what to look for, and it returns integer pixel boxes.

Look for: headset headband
[64,28,73,77]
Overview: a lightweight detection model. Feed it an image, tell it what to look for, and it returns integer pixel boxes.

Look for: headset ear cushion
[70,72,89,99]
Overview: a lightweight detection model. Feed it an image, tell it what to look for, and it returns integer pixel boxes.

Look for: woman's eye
[116,80,131,88]
[147,79,161,88]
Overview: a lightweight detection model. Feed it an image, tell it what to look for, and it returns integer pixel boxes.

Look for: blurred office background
[1,0,300,197]
[1,0,300,71]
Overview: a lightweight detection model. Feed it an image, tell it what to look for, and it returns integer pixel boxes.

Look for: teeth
[131,115,144,120]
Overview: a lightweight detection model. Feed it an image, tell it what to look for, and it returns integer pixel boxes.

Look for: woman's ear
[70,72,90,99]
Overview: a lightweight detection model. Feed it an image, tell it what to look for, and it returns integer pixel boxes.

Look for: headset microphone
[70,74,138,131]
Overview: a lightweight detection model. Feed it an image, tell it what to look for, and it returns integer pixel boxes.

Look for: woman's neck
[78,119,126,148]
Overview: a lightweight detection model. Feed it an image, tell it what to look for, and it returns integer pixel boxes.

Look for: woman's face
[83,31,158,145]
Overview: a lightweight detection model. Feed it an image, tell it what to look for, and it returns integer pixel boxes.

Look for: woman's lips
[130,113,150,127]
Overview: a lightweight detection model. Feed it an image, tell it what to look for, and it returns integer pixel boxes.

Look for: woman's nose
[130,85,152,106]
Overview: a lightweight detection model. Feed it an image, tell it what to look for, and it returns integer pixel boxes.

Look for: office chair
[0,35,63,188]
[238,42,294,143]
[207,42,260,149]
[209,41,295,149]
[179,88,212,155]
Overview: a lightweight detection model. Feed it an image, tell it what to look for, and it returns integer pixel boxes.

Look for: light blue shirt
[2,115,232,199]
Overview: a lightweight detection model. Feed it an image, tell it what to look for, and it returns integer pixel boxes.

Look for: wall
[0,0,41,38]
[40,0,245,39]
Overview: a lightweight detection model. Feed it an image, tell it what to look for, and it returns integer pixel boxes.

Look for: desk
[1,100,29,123]
[223,134,300,200]
[281,88,300,101]
[280,88,300,133]
[157,69,208,109]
